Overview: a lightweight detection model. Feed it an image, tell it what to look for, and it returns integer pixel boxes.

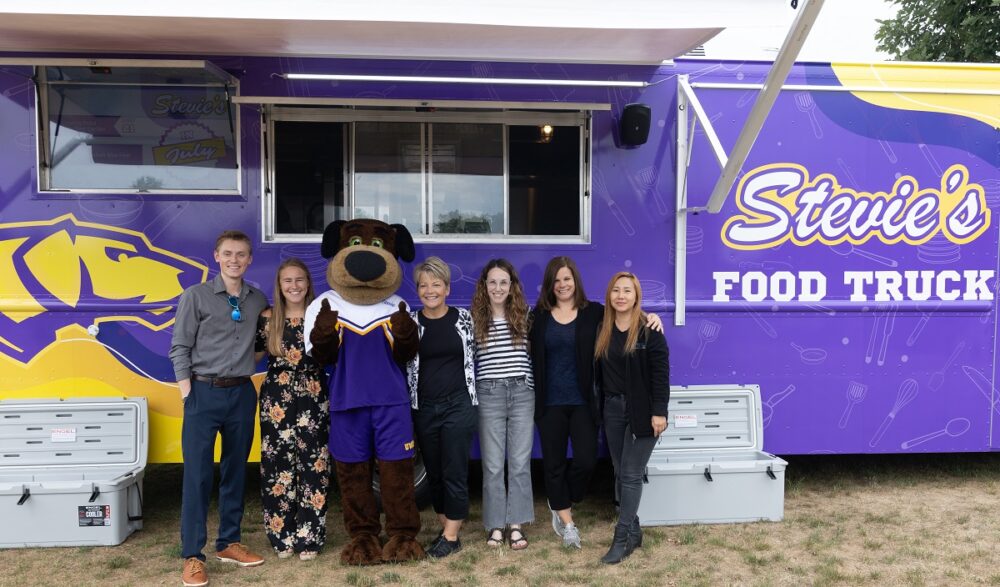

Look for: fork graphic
[794,92,823,139]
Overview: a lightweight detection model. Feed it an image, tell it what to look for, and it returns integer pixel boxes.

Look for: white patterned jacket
[406,307,478,409]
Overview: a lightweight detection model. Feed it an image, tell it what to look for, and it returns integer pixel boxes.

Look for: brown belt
[192,374,251,388]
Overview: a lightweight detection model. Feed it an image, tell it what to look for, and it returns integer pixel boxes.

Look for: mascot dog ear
[321,220,347,259]
[321,220,415,262]
[391,224,415,263]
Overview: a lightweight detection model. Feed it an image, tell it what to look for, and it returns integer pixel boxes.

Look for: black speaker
[620,103,651,146]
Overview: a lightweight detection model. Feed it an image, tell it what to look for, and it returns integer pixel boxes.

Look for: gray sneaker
[551,509,566,538]
[562,523,582,549]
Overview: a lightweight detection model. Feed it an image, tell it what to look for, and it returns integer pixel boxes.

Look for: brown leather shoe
[216,543,264,567]
[181,557,208,587]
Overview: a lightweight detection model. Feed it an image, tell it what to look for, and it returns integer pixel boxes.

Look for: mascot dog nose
[345,250,387,282]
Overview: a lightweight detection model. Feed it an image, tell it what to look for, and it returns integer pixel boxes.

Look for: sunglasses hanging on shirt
[228,295,242,322]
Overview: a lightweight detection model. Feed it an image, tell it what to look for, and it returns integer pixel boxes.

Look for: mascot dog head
[322,219,415,306]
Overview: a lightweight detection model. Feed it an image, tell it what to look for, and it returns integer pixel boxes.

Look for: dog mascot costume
[303,219,424,565]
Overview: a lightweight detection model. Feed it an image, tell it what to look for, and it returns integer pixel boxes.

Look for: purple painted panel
[0,56,996,459]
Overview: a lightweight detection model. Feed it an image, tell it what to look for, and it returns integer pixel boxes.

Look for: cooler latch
[703,467,713,482]
[89,485,101,502]
[766,465,777,480]
[17,486,30,505]
[642,467,649,484]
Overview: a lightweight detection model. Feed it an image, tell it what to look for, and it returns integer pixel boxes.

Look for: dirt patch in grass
[1,454,999,586]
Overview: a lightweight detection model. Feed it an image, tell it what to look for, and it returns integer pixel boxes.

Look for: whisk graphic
[869,378,919,447]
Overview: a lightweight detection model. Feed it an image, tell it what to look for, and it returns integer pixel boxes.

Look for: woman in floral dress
[255,258,330,561]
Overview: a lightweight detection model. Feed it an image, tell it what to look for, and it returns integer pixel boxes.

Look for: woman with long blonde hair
[471,259,534,550]
[594,272,669,564]
[254,258,330,561]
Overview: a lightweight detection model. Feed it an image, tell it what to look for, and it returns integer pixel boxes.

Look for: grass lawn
[2,453,999,586]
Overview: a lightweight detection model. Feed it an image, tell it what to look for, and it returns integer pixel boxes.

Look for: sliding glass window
[265,107,588,243]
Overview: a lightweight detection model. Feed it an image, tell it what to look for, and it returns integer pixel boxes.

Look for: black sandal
[508,527,528,550]
[486,528,504,547]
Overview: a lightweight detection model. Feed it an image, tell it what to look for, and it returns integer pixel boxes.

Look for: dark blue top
[544,314,583,406]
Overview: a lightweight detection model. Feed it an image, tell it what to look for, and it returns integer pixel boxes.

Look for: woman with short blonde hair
[406,256,477,558]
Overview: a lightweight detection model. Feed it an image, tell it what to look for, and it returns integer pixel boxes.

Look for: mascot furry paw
[303,219,424,565]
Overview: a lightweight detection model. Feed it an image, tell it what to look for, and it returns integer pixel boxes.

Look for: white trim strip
[692,82,1000,97]
[233,96,611,111]
[283,73,647,88]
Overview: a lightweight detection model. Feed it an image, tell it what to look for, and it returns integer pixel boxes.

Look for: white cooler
[0,397,147,547]
[637,385,787,526]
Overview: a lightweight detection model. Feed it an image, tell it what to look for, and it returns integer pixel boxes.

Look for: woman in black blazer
[593,272,669,564]
[529,257,661,549]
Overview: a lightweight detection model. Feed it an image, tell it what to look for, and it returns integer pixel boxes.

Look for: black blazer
[595,325,670,437]
[529,303,604,425]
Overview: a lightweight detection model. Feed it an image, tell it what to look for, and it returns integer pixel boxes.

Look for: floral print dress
[255,315,330,555]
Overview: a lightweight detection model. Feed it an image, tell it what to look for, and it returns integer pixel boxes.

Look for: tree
[875,0,1000,63]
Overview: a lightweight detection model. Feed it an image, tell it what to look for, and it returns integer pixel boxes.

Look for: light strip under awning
[233,96,610,111]
[282,73,647,88]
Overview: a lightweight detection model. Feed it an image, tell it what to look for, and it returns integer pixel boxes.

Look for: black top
[254,315,321,376]
[600,326,628,396]
[595,325,671,437]
[544,315,583,406]
[417,306,466,405]
[529,302,604,424]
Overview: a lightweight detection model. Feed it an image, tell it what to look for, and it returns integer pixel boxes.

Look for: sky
[703,0,899,63]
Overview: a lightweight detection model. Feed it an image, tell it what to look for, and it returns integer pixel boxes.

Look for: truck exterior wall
[0,57,996,460]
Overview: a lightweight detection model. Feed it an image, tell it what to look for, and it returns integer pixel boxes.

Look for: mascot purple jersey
[304,289,409,411]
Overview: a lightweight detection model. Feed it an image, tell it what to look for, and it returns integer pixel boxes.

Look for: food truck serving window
[265,107,588,243]
[33,59,239,195]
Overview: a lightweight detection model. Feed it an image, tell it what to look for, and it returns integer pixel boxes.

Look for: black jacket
[529,303,604,425]
[595,325,670,437]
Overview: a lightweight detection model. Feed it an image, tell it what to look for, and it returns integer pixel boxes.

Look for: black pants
[412,393,477,521]
[603,394,657,530]
[538,404,598,511]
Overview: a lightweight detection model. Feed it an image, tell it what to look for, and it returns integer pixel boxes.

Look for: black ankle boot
[600,525,630,565]
[626,516,643,552]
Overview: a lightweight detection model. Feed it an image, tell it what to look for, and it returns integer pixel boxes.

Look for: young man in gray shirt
[170,230,269,587]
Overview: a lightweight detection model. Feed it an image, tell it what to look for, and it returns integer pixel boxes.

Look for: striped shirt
[475,318,533,382]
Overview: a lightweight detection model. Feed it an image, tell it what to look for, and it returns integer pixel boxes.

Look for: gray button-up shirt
[169,274,268,381]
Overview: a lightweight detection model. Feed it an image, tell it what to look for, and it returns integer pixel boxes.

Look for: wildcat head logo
[0,214,206,361]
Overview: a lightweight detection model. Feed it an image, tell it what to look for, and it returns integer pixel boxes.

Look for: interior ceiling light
[539,124,554,143]
[283,73,647,88]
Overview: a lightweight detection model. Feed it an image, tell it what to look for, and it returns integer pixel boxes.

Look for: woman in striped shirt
[471,258,534,550]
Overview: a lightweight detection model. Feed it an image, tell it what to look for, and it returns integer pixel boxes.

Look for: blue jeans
[477,376,535,529]
[603,394,657,531]
[180,380,257,560]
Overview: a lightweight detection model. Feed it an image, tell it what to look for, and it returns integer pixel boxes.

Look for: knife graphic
[961,365,1000,416]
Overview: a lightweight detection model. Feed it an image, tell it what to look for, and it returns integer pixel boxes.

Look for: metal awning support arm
[704,0,824,213]
[674,75,690,326]
[674,0,824,326]
[678,76,728,173]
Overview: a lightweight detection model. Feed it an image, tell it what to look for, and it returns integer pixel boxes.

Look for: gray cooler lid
[0,397,148,471]
[655,384,764,453]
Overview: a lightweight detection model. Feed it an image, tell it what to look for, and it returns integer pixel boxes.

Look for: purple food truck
[0,1,997,465]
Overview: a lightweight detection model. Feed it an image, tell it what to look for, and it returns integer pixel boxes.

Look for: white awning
[0,0,770,64]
